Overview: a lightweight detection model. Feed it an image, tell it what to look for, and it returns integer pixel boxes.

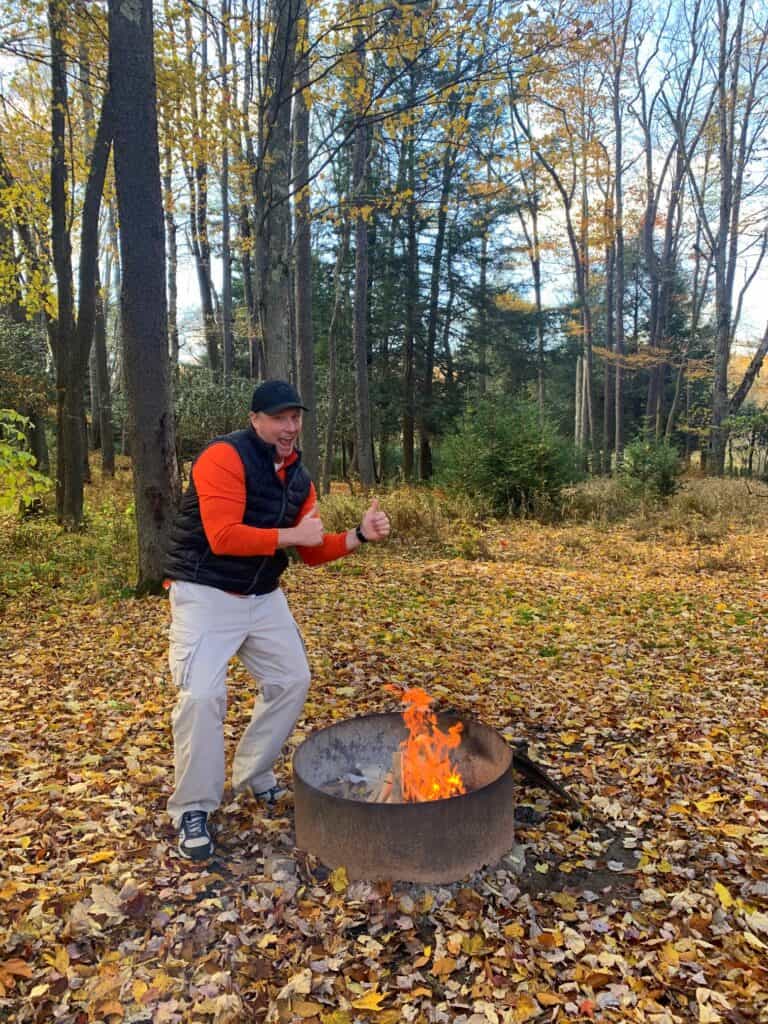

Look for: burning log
[370,751,404,803]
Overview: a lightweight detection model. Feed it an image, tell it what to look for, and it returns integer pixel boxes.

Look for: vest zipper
[248,476,289,593]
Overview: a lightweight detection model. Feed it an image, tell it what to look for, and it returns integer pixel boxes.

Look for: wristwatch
[355,524,368,544]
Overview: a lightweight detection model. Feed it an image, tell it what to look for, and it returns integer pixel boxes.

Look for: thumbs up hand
[359,497,390,543]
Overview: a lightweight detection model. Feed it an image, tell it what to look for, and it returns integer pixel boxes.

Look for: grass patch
[0,463,137,608]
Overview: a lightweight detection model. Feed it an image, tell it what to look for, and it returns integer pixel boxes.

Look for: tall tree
[77,8,115,476]
[293,1,319,479]
[254,0,300,379]
[351,17,375,486]
[48,0,113,526]
[109,0,180,590]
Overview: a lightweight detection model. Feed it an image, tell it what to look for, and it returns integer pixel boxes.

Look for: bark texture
[109,0,180,591]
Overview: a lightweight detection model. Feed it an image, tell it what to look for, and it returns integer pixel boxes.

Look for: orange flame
[386,685,466,802]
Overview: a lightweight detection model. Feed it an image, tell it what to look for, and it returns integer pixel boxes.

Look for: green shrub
[436,398,580,516]
[619,437,681,500]
[174,369,254,456]
[0,409,52,516]
[559,477,638,523]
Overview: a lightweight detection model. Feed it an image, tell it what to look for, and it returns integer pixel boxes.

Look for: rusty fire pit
[293,711,516,883]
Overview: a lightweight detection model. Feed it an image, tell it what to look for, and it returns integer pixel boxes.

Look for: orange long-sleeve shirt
[192,442,349,566]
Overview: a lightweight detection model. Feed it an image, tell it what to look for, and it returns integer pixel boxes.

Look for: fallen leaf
[329,866,349,893]
[351,988,387,1011]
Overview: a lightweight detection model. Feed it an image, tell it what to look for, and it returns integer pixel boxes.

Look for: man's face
[249,408,303,461]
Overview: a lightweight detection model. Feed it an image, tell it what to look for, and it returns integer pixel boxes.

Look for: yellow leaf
[695,793,725,814]
[413,945,431,967]
[293,1000,325,1017]
[461,932,488,955]
[504,922,525,939]
[558,731,580,745]
[257,932,278,948]
[321,1013,351,1024]
[132,980,148,1001]
[43,946,70,975]
[552,893,577,911]
[87,850,116,865]
[743,931,768,951]
[330,866,349,893]
[719,824,750,838]
[659,942,680,966]
[0,882,26,901]
[714,882,733,909]
[29,983,50,999]
[534,862,549,873]
[668,803,690,815]
[351,989,387,1011]
[510,993,541,1022]
[431,957,457,977]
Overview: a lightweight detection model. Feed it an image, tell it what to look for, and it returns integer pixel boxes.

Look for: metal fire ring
[292,711,516,883]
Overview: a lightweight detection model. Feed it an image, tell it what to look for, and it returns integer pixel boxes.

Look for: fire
[386,685,466,802]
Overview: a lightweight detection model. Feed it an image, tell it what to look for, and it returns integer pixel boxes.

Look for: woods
[4,4,768,1020]
[1,0,768,568]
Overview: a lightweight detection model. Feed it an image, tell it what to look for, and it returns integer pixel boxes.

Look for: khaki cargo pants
[166,580,311,828]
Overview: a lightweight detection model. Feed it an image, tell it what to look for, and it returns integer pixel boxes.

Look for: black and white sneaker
[178,810,214,860]
[253,785,290,806]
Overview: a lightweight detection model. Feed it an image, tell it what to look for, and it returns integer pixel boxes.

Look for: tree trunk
[612,0,631,463]
[603,236,614,473]
[419,142,454,480]
[29,409,49,475]
[322,222,349,492]
[574,353,583,448]
[237,0,259,379]
[94,276,115,474]
[163,141,180,373]
[352,134,375,486]
[49,1,113,526]
[182,1,220,377]
[402,138,418,481]
[293,4,318,481]
[109,0,180,591]
[89,341,101,450]
[254,0,298,380]
[220,0,234,390]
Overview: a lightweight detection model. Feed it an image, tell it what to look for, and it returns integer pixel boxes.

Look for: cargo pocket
[169,636,201,692]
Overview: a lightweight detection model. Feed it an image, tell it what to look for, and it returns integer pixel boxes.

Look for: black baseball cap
[250,380,308,414]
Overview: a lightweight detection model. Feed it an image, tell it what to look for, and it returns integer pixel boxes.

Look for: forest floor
[1,474,768,1024]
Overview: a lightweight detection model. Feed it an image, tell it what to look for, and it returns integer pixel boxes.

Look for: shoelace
[183,812,207,836]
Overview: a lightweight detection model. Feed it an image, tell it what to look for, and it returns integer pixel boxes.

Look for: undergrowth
[0,464,136,608]
[559,475,768,538]
[4,464,768,612]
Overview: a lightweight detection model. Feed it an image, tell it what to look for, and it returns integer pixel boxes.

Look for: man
[164,379,390,860]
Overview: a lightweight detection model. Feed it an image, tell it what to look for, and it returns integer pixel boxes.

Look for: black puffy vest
[164,425,312,595]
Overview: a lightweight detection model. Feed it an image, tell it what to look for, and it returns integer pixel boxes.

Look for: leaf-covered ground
[2,516,768,1024]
